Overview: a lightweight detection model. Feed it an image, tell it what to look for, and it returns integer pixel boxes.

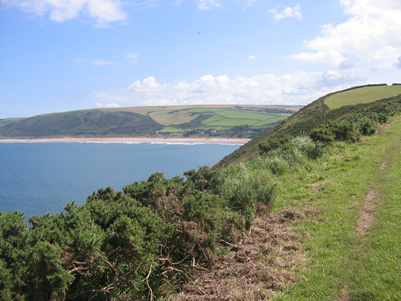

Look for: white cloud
[269,4,302,21]
[92,60,114,66]
[92,69,364,108]
[394,56,401,69]
[291,49,344,66]
[239,0,256,7]
[172,0,183,6]
[291,0,401,69]
[248,55,255,60]
[96,102,121,108]
[1,0,126,26]
[126,53,138,63]
[198,0,221,10]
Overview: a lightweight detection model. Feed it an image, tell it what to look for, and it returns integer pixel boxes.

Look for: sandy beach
[0,137,250,144]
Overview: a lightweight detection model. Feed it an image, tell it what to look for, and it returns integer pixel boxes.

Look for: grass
[203,118,259,126]
[252,116,287,126]
[187,108,228,113]
[211,109,273,120]
[272,118,401,300]
[148,110,198,125]
[149,106,291,128]
[345,121,401,300]
[325,85,401,109]
[200,110,288,127]
[102,106,164,116]
[159,126,184,133]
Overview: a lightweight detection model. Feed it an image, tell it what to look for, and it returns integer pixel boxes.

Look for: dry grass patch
[175,207,318,300]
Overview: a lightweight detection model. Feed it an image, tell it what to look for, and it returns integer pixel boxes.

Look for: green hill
[215,84,401,167]
[0,105,299,139]
[325,84,401,109]
[0,110,162,138]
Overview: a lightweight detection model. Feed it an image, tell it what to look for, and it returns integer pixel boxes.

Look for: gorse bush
[310,114,386,146]
[0,124,377,299]
[0,159,281,300]
[0,138,350,299]
[258,134,294,154]
[356,117,377,136]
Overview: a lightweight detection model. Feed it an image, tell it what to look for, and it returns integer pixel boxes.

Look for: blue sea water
[0,142,241,219]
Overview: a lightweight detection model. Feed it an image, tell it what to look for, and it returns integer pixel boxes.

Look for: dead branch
[142,265,153,301]
[105,260,123,276]
[196,243,209,262]
[219,239,240,251]
[66,280,123,300]
[68,266,91,276]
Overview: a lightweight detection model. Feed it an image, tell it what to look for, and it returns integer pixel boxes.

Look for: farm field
[0,105,300,139]
[148,106,297,138]
[325,84,401,109]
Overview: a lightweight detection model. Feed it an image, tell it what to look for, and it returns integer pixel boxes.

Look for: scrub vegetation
[1,85,401,300]
[216,84,401,167]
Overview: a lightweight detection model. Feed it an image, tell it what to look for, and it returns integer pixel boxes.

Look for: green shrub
[310,125,335,145]
[356,117,377,135]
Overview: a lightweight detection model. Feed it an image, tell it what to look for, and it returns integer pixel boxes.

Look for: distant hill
[215,84,401,167]
[0,110,162,138]
[0,105,300,139]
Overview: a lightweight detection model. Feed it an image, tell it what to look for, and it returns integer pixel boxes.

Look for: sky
[1,0,401,117]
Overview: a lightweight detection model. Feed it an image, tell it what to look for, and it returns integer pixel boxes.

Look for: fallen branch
[219,239,240,251]
[197,242,209,262]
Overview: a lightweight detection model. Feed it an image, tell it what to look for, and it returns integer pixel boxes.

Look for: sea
[0,142,241,220]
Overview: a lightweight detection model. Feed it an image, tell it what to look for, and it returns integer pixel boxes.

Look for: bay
[0,142,241,219]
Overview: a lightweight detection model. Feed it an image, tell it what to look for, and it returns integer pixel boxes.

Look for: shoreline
[0,137,250,144]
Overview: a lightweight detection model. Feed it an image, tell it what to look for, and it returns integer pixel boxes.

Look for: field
[325,84,401,109]
[148,110,198,126]
[149,106,294,128]
[148,106,296,137]
[100,105,299,138]
[0,105,300,139]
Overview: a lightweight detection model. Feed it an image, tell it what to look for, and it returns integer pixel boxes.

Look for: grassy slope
[272,118,401,300]
[216,85,401,168]
[325,85,401,109]
[215,97,329,167]
[170,106,401,299]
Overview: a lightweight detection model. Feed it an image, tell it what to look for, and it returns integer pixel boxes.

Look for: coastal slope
[0,105,299,140]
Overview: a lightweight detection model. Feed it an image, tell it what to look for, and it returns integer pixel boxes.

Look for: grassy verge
[273,118,401,300]
[346,120,401,300]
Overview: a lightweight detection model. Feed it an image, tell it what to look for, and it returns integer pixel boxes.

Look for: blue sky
[1,0,400,117]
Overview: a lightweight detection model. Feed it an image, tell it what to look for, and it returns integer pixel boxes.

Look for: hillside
[1,85,401,299]
[0,105,300,139]
[324,84,401,109]
[0,110,162,138]
[215,84,401,167]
